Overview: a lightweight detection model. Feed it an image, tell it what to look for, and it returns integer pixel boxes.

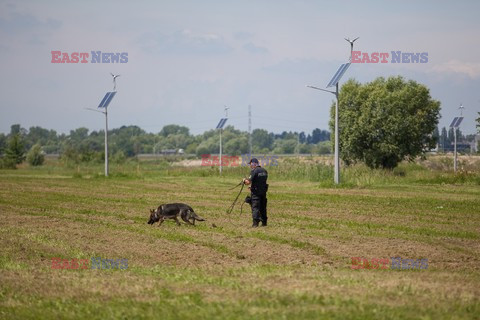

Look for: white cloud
[137,29,233,55]
[431,60,480,79]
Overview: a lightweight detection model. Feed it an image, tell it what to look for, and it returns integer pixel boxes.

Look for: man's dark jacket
[248,166,268,195]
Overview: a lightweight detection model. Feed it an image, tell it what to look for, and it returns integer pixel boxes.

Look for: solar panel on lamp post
[85,91,116,177]
[216,117,228,175]
[306,62,351,184]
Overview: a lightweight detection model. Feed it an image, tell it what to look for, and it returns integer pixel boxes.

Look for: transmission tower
[248,105,252,156]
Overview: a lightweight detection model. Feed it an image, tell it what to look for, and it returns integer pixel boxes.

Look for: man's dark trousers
[252,193,267,225]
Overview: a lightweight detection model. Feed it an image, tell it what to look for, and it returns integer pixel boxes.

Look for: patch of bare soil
[172,159,203,167]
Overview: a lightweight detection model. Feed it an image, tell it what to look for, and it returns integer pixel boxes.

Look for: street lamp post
[84,105,110,177]
[216,109,228,175]
[306,38,356,184]
[449,113,464,173]
[306,84,340,184]
[453,128,457,172]
[85,78,117,177]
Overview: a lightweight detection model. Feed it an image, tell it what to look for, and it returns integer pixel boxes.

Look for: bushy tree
[299,132,306,144]
[60,145,80,165]
[224,136,248,155]
[0,133,6,155]
[309,129,330,144]
[297,143,313,154]
[3,134,26,168]
[476,112,480,132]
[439,127,448,151]
[160,124,189,137]
[26,144,45,166]
[195,138,219,156]
[273,139,297,154]
[477,112,480,153]
[112,150,126,164]
[330,76,440,169]
[315,141,331,155]
[252,129,274,151]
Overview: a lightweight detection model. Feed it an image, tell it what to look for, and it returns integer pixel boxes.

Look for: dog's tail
[192,212,205,221]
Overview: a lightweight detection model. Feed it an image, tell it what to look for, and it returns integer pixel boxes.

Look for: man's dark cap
[249,158,259,164]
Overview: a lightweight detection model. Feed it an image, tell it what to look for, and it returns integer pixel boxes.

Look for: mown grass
[1,156,479,319]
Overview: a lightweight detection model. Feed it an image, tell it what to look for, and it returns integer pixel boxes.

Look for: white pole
[105,106,109,177]
[334,82,340,184]
[454,128,457,173]
[219,128,222,175]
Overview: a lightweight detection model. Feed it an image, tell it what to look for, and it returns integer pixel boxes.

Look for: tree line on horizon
[1,77,479,170]
[0,121,474,169]
[0,123,332,168]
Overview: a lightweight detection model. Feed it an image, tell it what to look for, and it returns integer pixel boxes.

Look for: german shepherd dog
[147,203,205,226]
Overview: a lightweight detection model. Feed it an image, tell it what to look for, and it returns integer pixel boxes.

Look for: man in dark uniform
[243,158,268,227]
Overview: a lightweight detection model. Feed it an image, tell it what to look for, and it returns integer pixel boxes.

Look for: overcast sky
[0,0,479,136]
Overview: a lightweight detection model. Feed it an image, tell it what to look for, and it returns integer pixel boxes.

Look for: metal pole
[334,82,340,184]
[219,128,222,175]
[305,84,340,184]
[105,107,109,177]
[454,128,457,173]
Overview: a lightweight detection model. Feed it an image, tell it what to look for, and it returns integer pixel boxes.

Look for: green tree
[160,124,189,137]
[297,143,313,154]
[26,126,55,149]
[10,124,23,136]
[252,129,274,151]
[3,134,26,168]
[273,139,297,154]
[0,133,6,155]
[476,112,480,153]
[224,136,248,155]
[310,129,330,144]
[476,112,480,132]
[315,141,331,155]
[195,138,219,157]
[330,76,440,169]
[60,145,80,165]
[69,127,89,142]
[439,127,448,152]
[185,142,198,154]
[26,144,45,166]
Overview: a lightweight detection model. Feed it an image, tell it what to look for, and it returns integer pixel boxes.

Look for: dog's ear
[150,209,154,214]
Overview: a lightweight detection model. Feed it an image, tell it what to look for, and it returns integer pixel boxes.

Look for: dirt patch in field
[172,159,203,167]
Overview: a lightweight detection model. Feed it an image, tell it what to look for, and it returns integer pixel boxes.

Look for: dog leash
[226,180,245,214]
[240,199,247,214]
[228,180,244,190]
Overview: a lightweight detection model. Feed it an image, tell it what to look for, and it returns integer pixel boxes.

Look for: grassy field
[1,157,479,319]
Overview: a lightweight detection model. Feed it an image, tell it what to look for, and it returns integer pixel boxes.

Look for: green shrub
[26,144,45,166]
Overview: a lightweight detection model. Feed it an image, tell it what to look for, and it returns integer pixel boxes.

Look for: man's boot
[252,220,259,228]
[261,220,267,227]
